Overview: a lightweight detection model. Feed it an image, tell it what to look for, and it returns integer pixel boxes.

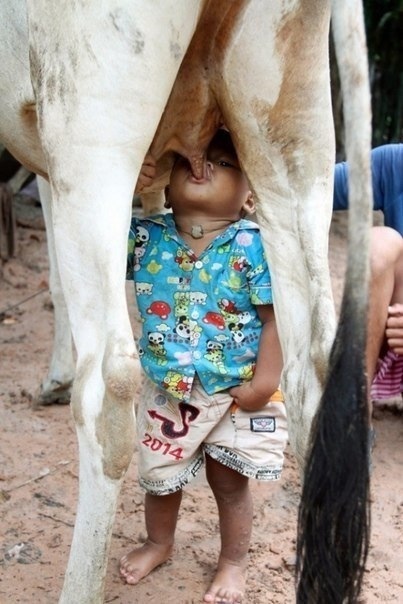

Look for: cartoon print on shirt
[175,316,191,340]
[204,340,227,375]
[146,259,163,275]
[199,268,212,283]
[173,292,190,317]
[218,299,253,344]
[167,275,192,290]
[247,264,266,293]
[163,371,193,400]
[202,311,226,330]
[146,301,171,319]
[229,254,248,272]
[172,292,204,345]
[189,291,208,305]
[224,249,256,289]
[175,249,196,272]
[238,363,256,381]
[176,316,202,346]
[133,225,150,272]
[147,332,168,366]
[136,282,153,295]
[238,311,253,326]
[228,321,246,343]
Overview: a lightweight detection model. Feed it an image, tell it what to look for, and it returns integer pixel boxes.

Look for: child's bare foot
[119,540,172,585]
[203,558,246,603]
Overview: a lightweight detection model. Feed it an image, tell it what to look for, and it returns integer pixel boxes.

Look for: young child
[121,129,287,604]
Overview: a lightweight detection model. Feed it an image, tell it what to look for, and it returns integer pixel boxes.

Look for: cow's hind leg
[219,0,335,468]
[219,2,371,602]
[35,176,75,405]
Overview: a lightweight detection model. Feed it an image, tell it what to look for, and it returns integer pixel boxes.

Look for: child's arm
[229,304,283,411]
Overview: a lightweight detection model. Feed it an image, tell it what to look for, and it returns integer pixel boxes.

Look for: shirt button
[195,260,203,269]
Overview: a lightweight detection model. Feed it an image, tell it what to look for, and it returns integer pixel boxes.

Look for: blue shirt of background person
[333,143,403,234]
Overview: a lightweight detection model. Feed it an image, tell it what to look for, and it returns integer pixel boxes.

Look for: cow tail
[296,1,373,602]
[296,293,371,603]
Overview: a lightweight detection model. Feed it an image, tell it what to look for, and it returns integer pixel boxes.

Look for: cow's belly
[0,0,47,174]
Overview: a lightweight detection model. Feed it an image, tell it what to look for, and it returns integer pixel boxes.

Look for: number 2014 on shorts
[142,433,184,460]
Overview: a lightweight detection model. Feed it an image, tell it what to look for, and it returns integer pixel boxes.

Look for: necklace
[177,221,235,239]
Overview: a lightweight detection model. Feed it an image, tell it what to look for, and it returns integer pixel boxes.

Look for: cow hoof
[34,380,73,406]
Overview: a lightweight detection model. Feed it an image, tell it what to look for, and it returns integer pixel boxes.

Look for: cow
[0,1,372,602]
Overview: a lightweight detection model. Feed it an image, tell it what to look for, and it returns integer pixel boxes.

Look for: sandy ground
[0,197,402,603]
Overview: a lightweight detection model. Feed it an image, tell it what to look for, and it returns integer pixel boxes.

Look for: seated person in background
[333,143,403,407]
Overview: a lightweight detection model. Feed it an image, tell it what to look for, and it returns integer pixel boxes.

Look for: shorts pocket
[231,399,288,464]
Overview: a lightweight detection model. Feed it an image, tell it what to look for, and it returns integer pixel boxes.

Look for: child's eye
[217,159,237,169]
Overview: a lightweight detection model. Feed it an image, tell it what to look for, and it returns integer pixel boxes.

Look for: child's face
[168,131,253,219]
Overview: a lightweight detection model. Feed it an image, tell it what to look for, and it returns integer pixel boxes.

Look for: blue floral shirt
[127,213,273,402]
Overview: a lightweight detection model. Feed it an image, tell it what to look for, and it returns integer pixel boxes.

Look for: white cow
[0,1,372,602]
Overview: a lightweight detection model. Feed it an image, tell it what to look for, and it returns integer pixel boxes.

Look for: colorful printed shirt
[127,213,272,402]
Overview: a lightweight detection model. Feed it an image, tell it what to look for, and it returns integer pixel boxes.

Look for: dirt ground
[1,197,402,603]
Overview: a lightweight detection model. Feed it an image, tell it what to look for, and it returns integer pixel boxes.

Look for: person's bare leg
[386,250,403,355]
[390,249,403,307]
[203,455,252,604]
[120,489,182,584]
[366,227,403,389]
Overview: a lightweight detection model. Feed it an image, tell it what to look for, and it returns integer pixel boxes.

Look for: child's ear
[164,186,171,209]
[242,192,255,216]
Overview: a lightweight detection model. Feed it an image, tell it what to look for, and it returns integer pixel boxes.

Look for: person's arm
[229,304,283,411]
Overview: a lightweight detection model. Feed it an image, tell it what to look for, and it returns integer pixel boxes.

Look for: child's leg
[120,489,182,585]
[203,454,252,604]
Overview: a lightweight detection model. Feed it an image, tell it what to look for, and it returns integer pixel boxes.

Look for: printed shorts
[136,377,288,496]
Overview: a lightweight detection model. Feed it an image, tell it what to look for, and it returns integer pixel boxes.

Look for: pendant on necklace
[190,225,204,239]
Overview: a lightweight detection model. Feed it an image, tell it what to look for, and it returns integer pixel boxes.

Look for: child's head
[166,130,254,220]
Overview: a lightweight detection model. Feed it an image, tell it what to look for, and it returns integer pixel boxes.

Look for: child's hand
[135,154,156,193]
[386,303,403,355]
[229,381,271,411]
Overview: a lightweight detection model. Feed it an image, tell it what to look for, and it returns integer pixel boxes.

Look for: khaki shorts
[136,377,288,495]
